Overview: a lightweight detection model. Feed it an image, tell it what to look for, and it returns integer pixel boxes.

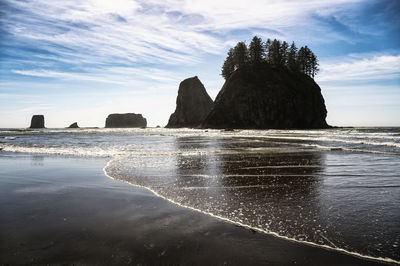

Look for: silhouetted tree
[221,48,235,79]
[280,41,289,66]
[249,36,265,64]
[305,46,313,76]
[233,41,249,68]
[297,46,318,77]
[268,39,282,66]
[310,52,319,78]
[287,41,298,71]
[265,38,272,62]
[297,46,307,74]
[221,36,319,80]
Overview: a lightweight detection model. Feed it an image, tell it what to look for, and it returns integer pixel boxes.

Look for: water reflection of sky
[108,135,399,261]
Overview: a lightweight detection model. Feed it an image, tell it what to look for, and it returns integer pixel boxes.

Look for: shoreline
[0,151,394,265]
[104,157,399,265]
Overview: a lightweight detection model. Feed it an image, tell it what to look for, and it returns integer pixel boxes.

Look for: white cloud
[4,0,367,69]
[87,0,140,15]
[11,66,184,85]
[4,0,375,90]
[317,54,400,82]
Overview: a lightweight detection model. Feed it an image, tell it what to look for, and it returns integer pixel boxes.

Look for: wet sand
[0,152,389,265]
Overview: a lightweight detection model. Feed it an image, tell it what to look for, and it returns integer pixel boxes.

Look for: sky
[0,0,399,128]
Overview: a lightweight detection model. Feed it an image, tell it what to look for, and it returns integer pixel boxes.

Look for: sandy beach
[0,151,390,265]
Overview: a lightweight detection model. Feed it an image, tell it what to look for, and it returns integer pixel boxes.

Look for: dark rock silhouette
[68,122,79,128]
[29,115,45,128]
[202,64,328,129]
[166,76,213,128]
[105,113,147,128]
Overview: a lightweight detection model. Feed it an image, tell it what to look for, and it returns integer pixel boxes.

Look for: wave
[0,144,117,157]
[298,143,400,156]
[250,135,400,148]
[102,158,400,265]
[1,141,399,161]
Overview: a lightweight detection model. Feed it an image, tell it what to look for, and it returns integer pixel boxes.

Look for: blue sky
[0,0,399,127]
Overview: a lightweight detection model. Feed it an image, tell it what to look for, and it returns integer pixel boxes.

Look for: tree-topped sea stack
[105,113,147,128]
[202,36,329,129]
[29,115,45,128]
[166,76,213,128]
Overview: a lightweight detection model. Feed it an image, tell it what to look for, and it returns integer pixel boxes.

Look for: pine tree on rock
[280,41,289,66]
[268,39,282,66]
[249,36,265,64]
[310,52,319,78]
[287,41,298,71]
[221,48,235,79]
[297,46,306,74]
[265,38,272,62]
[221,35,319,80]
[233,42,249,69]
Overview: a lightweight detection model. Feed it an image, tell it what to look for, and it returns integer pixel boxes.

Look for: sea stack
[68,122,79,128]
[105,113,147,128]
[166,76,213,128]
[29,115,45,128]
[202,64,329,129]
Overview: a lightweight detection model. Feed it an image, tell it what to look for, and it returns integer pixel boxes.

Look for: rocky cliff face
[68,122,79,128]
[166,76,213,128]
[30,115,45,128]
[202,64,328,129]
[105,113,147,128]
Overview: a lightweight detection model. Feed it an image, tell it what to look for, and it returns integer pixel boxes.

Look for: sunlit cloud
[3,0,368,70]
[11,66,184,85]
[318,54,400,82]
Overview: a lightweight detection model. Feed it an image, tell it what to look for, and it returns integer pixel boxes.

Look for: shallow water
[1,127,399,262]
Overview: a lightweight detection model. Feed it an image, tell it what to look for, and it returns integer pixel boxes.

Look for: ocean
[1,127,399,264]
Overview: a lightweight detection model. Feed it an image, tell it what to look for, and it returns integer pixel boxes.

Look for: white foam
[0,144,117,157]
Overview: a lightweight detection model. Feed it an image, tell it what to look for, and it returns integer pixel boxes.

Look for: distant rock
[166,76,213,128]
[68,122,79,128]
[105,113,147,128]
[202,63,329,129]
[30,115,45,128]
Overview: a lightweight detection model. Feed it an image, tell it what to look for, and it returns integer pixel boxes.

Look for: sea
[0,127,399,264]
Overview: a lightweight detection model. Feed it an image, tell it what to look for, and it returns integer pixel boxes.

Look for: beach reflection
[107,134,399,260]
[171,136,327,242]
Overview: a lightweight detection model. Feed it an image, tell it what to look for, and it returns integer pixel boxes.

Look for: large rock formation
[29,115,45,128]
[166,76,213,128]
[68,122,79,128]
[202,64,329,129]
[105,113,147,128]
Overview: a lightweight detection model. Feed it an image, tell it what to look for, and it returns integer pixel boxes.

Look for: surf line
[103,157,400,265]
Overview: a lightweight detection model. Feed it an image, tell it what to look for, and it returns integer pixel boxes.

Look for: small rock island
[30,115,45,128]
[68,122,79,128]
[166,76,213,128]
[105,113,147,128]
